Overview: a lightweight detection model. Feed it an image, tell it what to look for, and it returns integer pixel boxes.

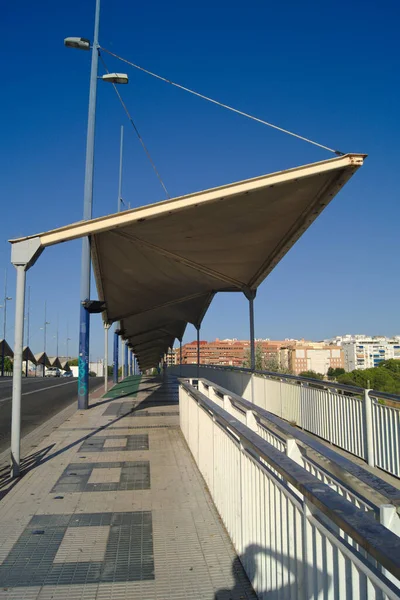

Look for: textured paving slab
[0,376,256,599]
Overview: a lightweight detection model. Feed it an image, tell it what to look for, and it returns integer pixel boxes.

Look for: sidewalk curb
[0,379,110,471]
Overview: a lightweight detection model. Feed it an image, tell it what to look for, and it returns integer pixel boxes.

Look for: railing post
[379,504,400,585]
[245,409,258,432]
[286,438,303,465]
[363,388,375,466]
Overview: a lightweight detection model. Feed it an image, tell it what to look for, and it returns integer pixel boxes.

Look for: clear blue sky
[1,0,399,359]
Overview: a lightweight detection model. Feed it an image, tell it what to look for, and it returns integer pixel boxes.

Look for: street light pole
[66,320,71,360]
[78,0,101,409]
[56,314,59,357]
[1,269,12,377]
[118,125,124,212]
[65,2,128,408]
[25,285,30,377]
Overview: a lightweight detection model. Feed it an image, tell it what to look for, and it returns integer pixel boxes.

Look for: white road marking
[0,380,77,404]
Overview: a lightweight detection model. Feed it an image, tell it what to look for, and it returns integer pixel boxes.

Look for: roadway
[0,376,103,454]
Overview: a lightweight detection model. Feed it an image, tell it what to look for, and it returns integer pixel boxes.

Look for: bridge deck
[0,375,256,599]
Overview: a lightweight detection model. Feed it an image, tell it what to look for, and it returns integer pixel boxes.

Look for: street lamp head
[64,37,91,51]
[102,73,129,85]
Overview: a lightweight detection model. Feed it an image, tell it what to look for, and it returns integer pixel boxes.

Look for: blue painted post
[77,0,100,410]
[129,350,133,376]
[124,342,128,379]
[113,330,119,383]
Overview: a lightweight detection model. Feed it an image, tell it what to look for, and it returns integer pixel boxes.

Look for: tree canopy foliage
[327,367,345,378]
[242,344,292,374]
[298,370,324,380]
[337,359,400,394]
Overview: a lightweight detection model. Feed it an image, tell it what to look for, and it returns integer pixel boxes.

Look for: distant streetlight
[1,269,12,377]
[65,0,129,410]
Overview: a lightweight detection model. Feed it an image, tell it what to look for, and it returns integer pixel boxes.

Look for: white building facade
[339,336,400,371]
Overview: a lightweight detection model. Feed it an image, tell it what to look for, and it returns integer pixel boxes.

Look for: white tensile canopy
[10,154,365,370]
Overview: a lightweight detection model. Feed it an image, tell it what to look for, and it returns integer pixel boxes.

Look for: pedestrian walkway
[0,376,256,599]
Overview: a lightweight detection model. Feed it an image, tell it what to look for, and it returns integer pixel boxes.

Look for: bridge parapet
[179,378,400,598]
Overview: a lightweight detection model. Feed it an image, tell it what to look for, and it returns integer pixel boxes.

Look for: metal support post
[10,264,27,478]
[124,342,128,379]
[129,349,133,376]
[196,326,200,381]
[25,285,30,377]
[248,292,256,371]
[363,389,375,466]
[180,339,182,377]
[1,269,11,377]
[78,0,100,410]
[245,290,256,403]
[118,125,124,212]
[380,504,400,584]
[104,322,109,393]
[113,329,119,383]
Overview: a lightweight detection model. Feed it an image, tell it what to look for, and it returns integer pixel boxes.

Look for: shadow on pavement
[0,444,54,500]
[0,378,178,492]
[215,544,329,599]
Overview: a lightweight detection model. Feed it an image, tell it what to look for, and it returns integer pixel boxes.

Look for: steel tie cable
[99,52,170,199]
[100,46,344,156]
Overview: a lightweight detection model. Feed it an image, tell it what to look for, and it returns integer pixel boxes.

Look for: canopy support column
[10,236,42,479]
[10,265,26,478]
[124,342,129,379]
[245,290,257,371]
[104,322,110,393]
[180,340,183,377]
[113,328,119,383]
[245,289,257,403]
[196,326,200,381]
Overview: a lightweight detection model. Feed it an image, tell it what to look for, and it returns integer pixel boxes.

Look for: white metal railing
[170,364,400,478]
[179,380,400,599]
[196,378,393,519]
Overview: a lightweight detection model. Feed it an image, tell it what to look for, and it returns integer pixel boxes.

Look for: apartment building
[340,336,400,371]
[176,339,250,366]
[282,344,344,375]
[176,338,297,368]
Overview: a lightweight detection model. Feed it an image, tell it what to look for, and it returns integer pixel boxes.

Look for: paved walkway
[0,375,256,599]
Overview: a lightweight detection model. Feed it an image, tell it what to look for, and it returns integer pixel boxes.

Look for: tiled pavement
[0,375,256,599]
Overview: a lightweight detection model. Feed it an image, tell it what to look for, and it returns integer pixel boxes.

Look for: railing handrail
[196,377,400,506]
[180,379,400,581]
[179,363,400,404]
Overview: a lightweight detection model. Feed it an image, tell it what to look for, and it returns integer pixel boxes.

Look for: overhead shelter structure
[0,340,14,359]
[48,356,62,370]
[22,347,36,364]
[22,346,37,378]
[9,153,365,475]
[34,352,51,377]
[60,359,71,372]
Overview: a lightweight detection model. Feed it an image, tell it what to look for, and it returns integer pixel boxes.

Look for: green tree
[243,345,292,374]
[68,358,79,366]
[2,357,13,372]
[299,370,324,380]
[242,343,264,370]
[377,359,400,374]
[337,366,400,394]
[327,367,345,379]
